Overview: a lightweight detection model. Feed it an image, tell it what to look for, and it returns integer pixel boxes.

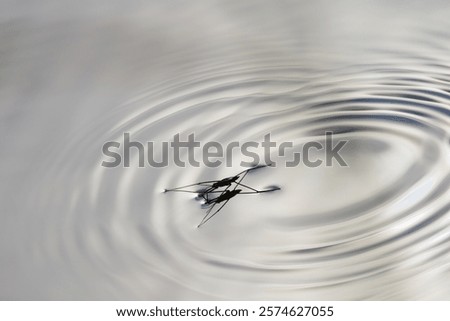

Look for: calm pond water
[1,0,450,299]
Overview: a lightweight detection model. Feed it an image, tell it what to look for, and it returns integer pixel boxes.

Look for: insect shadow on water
[164,164,280,227]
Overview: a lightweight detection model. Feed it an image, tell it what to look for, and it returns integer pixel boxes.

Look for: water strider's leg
[234,182,259,192]
[197,198,231,228]
[163,189,204,193]
[239,187,280,194]
[164,180,219,192]
[236,164,272,176]
[197,186,231,226]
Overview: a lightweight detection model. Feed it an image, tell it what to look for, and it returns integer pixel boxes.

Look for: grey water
[1,0,450,300]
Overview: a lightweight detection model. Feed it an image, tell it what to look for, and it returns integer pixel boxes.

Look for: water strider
[164,165,280,227]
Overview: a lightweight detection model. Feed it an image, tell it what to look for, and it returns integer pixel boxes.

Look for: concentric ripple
[2,1,450,300]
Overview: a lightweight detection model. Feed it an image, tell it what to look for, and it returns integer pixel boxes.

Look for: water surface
[1,0,450,299]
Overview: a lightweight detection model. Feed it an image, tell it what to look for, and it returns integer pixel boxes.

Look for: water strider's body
[204,189,242,205]
[196,176,240,198]
[210,176,239,189]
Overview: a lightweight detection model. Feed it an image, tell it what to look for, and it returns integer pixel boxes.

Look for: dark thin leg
[235,182,259,192]
[197,186,231,227]
[236,163,273,176]
[198,198,231,228]
[239,187,280,194]
[164,189,204,193]
[164,180,220,192]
